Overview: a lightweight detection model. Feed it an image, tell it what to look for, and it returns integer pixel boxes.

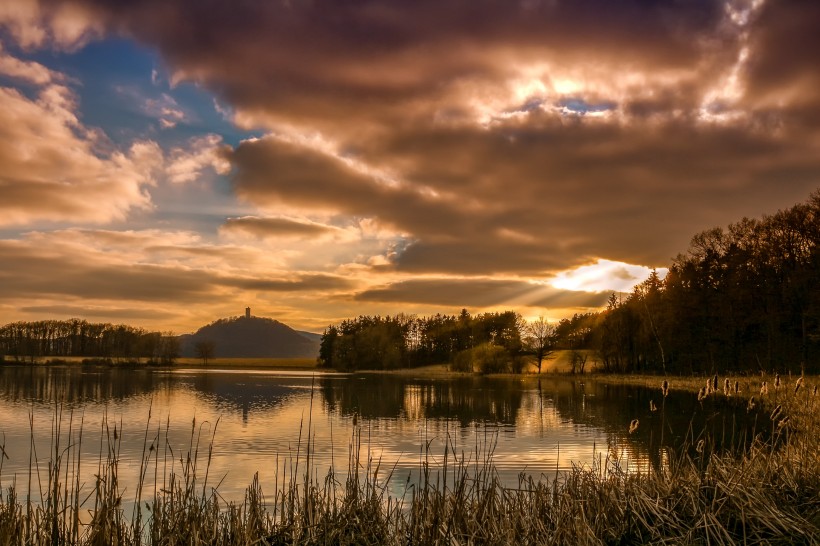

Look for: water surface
[0,366,763,504]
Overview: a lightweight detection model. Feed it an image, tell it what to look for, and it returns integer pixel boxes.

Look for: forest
[320,191,820,374]
[0,319,179,364]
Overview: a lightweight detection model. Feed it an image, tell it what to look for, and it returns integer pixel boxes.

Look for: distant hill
[179,315,320,359]
[295,330,323,344]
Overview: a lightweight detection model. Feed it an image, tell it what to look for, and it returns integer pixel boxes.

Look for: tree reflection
[319,375,524,425]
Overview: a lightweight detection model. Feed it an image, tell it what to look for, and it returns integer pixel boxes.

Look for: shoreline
[3,358,816,396]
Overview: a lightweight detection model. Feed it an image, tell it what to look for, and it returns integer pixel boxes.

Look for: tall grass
[0,375,818,545]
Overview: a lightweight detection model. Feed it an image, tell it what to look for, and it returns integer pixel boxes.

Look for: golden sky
[0,0,818,333]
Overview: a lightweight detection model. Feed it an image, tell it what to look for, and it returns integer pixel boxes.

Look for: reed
[0,377,818,545]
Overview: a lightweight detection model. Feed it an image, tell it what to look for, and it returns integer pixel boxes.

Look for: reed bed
[0,375,818,545]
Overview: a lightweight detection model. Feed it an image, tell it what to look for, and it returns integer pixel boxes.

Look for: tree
[569,350,588,374]
[525,317,556,373]
[194,341,216,365]
[158,333,180,365]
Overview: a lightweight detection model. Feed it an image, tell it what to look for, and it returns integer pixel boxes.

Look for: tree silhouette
[194,340,216,365]
[525,317,556,373]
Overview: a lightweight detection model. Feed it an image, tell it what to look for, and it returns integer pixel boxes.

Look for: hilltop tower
[245,307,251,319]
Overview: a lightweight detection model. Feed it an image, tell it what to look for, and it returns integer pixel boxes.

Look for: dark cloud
[744,0,820,118]
[0,241,217,302]
[231,115,819,274]
[222,274,356,293]
[19,305,178,320]
[35,0,730,131]
[0,239,351,304]
[356,278,609,308]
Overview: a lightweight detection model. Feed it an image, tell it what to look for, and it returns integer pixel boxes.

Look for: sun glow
[550,259,667,293]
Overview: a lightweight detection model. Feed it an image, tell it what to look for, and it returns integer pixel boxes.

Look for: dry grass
[174,357,319,369]
[1,374,818,545]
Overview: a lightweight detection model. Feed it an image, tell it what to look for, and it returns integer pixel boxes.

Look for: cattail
[696,439,705,453]
[697,387,707,401]
[661,380,669,397]
[705,378,712,395]
[770,404,782,421]
[777,416,790,428]
[352,412,358,427]
[814,385,818,397]
[775,373,781,389]
[795,376,804,394]
[734,380,740,395]
[747,396,756,411]
[712,374,719,392]
[649,400,657,412]
[723,378,731,395]
[629,419,639,434]
[760,382,768,396]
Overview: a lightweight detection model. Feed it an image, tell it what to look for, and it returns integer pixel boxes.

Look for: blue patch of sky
[25,37,257,148]
[558,98,616,115]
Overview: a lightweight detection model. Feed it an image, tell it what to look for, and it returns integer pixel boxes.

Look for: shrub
[450,349,474,372]
[474,343,510,374]
[451,343,514,374]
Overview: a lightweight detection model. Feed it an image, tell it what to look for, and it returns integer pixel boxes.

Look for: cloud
[742,0,820,121]
[221,216,338,239]
[0,81,162,226]
[356,278,610,308]
[0,239,217,302]
[19,305,180,321]
[0,0,101,50]
[0,229,361,328]
[0,42,63,84]
[223,274,357,293]
[61,0,812,277]
[112,85,195,130]
[166,134,231,184]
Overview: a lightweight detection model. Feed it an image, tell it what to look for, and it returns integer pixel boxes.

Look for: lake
[0,366,765,506]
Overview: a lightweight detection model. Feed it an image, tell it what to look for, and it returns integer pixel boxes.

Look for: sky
[0,0,818,334]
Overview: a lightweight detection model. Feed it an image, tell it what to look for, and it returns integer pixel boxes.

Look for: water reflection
[0,365,767,504]
[320,375,525,425]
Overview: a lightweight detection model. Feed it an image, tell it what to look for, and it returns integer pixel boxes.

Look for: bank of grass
[175,357,319,370]
[1,375,818,545]
[591,371,820,397]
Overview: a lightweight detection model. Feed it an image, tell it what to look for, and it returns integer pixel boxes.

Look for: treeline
[595,191,820,375]
[319,310,527,372]
[321,191,820,374]
[0,319,179,364]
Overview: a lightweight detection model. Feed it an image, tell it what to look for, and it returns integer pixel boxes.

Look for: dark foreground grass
[0,376,818,545]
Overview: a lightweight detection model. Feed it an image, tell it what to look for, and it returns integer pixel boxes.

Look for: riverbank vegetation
[0,375,817,544]
[320,192,820,375]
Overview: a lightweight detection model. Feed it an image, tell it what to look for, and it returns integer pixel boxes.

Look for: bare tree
[194,341,216,365]
[525,317,556,373]
[569,350,588,374]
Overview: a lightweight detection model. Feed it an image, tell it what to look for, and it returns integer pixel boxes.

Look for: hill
[179,315,320,359]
